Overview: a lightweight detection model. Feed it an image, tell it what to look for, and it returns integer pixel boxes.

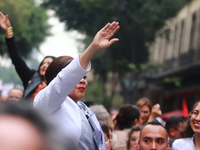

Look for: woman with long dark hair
[0,12,55,101]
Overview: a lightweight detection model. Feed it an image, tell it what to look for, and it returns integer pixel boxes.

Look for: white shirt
[34,55,92,147]
[172,137,195,150]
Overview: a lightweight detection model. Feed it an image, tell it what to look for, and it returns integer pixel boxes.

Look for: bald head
[7,88,23,102]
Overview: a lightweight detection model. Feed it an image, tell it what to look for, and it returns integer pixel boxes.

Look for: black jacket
[5,37,43,100]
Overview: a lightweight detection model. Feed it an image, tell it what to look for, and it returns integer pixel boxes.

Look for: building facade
[147,0,200,113]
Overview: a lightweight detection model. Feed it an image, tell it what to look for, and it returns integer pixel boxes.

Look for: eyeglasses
[130,137,139,142]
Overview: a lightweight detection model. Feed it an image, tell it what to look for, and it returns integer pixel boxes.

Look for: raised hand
[148,104,162,122]
[91,21,120,51]
[151,104,162,117]
[79,21,120,69]
[0,11,11,31]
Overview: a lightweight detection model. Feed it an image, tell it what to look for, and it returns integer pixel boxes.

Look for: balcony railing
[152,49,200,77]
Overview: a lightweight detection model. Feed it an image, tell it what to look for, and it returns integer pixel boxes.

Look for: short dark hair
[140,119,168,138]
[165,116,184,132]
[45,56,73,85]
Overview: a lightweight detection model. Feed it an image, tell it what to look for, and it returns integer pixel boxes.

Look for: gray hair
[90,105,110,125]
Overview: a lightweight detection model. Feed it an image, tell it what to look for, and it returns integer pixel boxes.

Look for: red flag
[182,98,189,118]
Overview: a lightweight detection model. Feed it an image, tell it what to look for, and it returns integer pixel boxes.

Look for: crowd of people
[0,11,200,150]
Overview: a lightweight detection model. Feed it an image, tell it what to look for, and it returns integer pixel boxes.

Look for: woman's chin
[40,72,45,77]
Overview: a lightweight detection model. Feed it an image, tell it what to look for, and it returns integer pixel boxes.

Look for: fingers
[152,104,160,112]
[0,11,5,19]
[108,38,119,46]
[109,21,119,31]
[91,21,119,51]
[0,12,7,26]
[0,13,3,22]
[152,104,162,116]
[105,21,117,32]
[107,21,119,36]
[105,22,120,47]
[153,104,160,109]
[103,23,111,32]
[158,109,162,115]
[5,15,11,26]
[101,21,119,37]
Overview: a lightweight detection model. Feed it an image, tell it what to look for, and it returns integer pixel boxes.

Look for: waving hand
[79,21,120,69]
[92,21,120,51]
[0,11,11,31]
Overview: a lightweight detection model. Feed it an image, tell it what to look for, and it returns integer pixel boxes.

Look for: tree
[0,0,50,57]
[84,73,122,110]
[0,52,40,86]
[42,0,188,104]
[0,65,22,85]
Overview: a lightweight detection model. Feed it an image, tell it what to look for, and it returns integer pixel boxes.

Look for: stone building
[147,0,200,113]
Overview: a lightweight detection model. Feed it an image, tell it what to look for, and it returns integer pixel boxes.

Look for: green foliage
[84,80,104,104]
[42,0,188,103]
[164,77,182,87]
[84,74,122,109]
[128,63,138,71]
[84,75,107,105]
[0,54,40,86]
[0,0,50,57]
[0,65,22,85]
[128,61,155,73]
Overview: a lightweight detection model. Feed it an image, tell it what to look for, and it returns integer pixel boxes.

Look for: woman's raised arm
[79,21,119,69]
